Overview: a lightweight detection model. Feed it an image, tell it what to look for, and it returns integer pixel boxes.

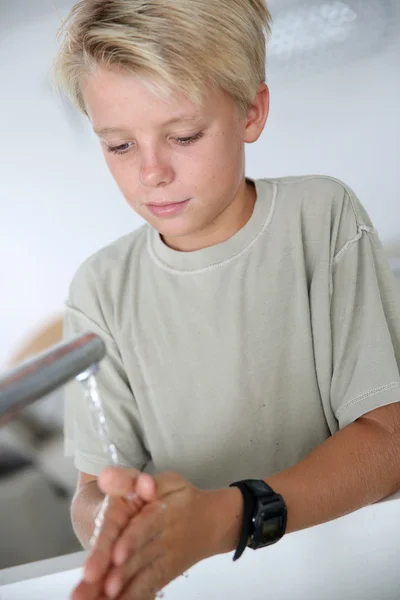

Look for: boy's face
[82,66,268,250]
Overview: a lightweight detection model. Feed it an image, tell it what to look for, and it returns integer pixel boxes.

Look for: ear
[243,83,270,143]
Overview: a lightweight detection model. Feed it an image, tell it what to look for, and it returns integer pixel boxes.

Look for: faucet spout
[0,332,106,427]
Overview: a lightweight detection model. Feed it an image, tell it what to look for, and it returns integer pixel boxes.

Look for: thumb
[98,466,156,502]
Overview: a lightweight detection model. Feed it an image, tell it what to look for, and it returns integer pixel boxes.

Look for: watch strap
[229,481,257,561]
[230,479,285,561]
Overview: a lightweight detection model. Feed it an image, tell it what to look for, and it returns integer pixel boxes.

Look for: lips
[146,199,190,218]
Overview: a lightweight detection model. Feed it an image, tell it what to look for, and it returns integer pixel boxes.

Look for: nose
[139,150,174,188]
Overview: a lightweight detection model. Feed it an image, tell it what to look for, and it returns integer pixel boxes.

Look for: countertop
[1,491,400,599]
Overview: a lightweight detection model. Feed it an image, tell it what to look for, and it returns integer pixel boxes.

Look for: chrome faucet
[0,332,106,427]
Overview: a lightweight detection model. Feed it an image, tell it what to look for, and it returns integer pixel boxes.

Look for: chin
[155,217,204,240]
[157,221,196,239]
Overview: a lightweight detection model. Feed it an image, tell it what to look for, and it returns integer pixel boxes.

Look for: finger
[136,473,157,502]
[97,467,142,497]
[153,471,187,497]
[70,577,104,600]
[98,468,156,505]
[113,501,166,566]
[104,538,161,598]
[117,561,165,600]
[84,498,134,583]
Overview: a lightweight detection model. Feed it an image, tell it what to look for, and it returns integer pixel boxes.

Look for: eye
[174,131,204,146]
[106,142,134,155]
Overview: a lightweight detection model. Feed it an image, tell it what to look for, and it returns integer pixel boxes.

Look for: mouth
[145,198,191,218]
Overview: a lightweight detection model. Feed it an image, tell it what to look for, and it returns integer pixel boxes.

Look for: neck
[162,179,256,253]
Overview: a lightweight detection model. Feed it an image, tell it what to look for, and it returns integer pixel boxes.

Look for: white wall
[1,0,399,369]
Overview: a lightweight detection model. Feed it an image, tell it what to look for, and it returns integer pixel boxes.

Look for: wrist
[71,481,105,550]
[205,487,244,556]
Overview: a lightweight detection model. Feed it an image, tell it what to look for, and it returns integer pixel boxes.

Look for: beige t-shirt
[64,175,400,490]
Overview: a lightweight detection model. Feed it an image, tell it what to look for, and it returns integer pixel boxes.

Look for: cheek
[105,156,140,196]
[184,133,242,187]
[198,133,243,190]
[103,153,119,179]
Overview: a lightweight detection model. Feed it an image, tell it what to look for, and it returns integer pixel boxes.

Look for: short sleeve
[63,272,150,476]
[330,217,400,429]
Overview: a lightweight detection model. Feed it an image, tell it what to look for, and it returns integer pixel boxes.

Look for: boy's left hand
[72,467,241,600]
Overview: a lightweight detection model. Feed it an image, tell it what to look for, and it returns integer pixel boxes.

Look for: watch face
[253,507,286,547]
[261,517,280,542]
[260,513,279,544]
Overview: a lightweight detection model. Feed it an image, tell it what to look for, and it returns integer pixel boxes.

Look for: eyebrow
[94,115,202,137]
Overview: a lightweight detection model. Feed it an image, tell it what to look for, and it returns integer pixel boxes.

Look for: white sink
[1,492,399,600]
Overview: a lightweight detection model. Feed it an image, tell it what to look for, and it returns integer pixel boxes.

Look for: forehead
[81,65,233,128]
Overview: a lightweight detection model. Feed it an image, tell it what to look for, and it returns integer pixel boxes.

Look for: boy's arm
[192,402,400,556]
[262,402,400,537]
[71,473,105,550]
[70,402,400,600]
[211,402,400,555]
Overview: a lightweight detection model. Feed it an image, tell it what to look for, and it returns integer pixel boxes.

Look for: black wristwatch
[229,479,287,561]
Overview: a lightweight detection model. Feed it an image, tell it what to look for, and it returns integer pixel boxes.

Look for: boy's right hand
[71,468,156,600]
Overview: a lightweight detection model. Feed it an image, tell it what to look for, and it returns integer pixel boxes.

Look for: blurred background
[0,0,399,569]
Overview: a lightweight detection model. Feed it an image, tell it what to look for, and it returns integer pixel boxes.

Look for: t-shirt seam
[146,181,278,275]
[329,224,375,298]
[328,225,375,297]
[336,380,400,418]
[268,174,366,233]
[65,303,116,343]
[333,224,375,267]
[262,174,357,211]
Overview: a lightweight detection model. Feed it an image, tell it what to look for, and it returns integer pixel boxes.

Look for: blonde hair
[53,0,272,116]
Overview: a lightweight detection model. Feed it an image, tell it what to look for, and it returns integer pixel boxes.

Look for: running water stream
[76,367,188,597]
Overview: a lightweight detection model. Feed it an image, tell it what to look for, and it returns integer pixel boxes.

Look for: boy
[55,1,400,599]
